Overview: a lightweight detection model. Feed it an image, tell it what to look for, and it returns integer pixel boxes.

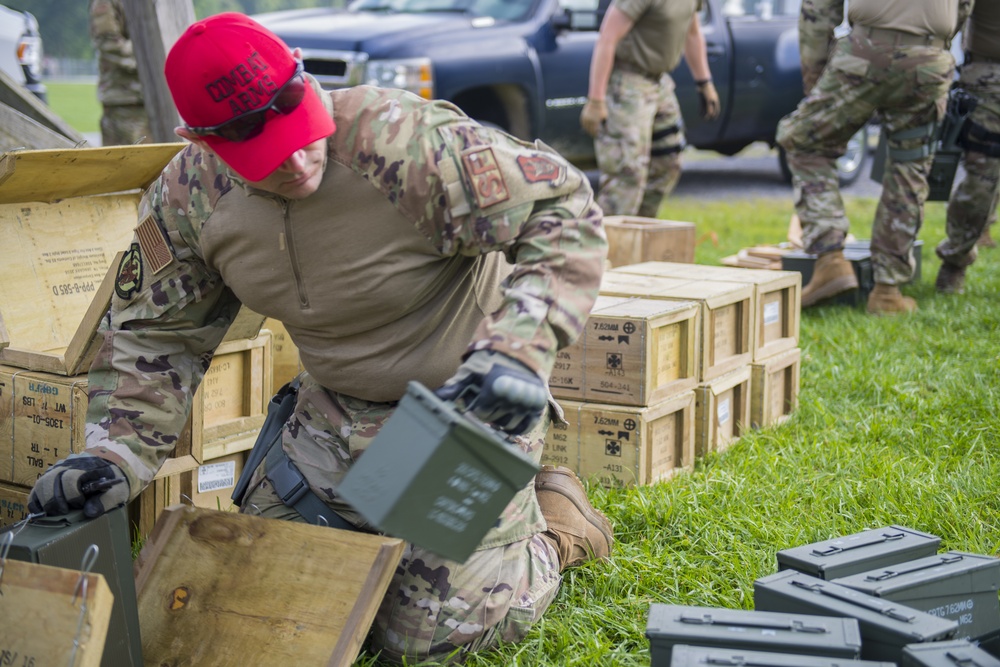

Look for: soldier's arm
[84,146,241,499]
[798,0,844,94]
[434,124,608,382]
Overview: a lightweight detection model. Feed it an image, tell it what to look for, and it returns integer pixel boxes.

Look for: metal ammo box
[901,639,1000,667]
[337,380,541,562]
[0,507,142,666]
[755,569,959,662]
[669,644,896,667]
[645,604,863,665]
[832,551,1000,646]
[776,525,941,580]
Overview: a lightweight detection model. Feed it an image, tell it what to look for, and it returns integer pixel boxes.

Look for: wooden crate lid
[603,216,695,230]
[614,262,801,288]
[135,505,406,667]
[0,143,185,204]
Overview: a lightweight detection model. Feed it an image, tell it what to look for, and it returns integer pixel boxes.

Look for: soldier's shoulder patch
[135,214,175,275]
[115,243,143,300]
[516,154,567,187]
[461,146,510,209]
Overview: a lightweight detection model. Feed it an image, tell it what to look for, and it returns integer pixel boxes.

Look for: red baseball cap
[165,13,335,181]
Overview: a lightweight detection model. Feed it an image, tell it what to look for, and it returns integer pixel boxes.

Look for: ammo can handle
[811,531,904,556]
[790,579,916,622]
[865,554,964,581]
[945,649,989,667]
[678,613,828,634]
[705,658,803,667]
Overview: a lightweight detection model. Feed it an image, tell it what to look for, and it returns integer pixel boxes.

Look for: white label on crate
[198,460,237,493]
[763,301,781,326]
[717,398,731,425]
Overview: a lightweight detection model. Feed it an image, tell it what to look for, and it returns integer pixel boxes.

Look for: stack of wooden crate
[543,260,802,488]
[0,145,273,536]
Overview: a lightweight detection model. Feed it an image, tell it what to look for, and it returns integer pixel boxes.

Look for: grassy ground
[45,80,101,135]
[455,199,998,667]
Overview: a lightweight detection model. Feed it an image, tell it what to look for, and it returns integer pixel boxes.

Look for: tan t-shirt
[613,0,702,76]
[849,0,960,41]
[968,1,1000,61]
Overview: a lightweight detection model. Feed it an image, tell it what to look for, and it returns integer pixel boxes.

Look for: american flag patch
[135,214,175,275]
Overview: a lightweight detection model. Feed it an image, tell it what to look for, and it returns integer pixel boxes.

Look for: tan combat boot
[535,466,613,571]
[801,250,859,307]
[977,225,996,248]
[935,263,966,294]
[867,283,917,315]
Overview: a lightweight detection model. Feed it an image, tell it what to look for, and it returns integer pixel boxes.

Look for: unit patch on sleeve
[461,146,510,209]
[115,243,143,300]
[516,154,566,187]
[136,214,175,274]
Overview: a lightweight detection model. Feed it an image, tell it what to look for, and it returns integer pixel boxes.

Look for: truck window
[720,0,800,18]
[350,0,534,20]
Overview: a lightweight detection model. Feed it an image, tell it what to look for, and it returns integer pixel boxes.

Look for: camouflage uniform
[937,3,1000,272]
[777,0,970,286]
[798,0,844,94]
[595,0,702,217]
[84,83,606,662]
[89,0,151,146]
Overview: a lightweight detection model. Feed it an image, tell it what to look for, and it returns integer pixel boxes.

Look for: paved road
[672,146,884,200]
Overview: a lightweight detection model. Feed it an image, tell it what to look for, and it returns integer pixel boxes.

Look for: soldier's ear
[175,127,211,150]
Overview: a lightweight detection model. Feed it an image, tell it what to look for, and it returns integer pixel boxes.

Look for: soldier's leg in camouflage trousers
[100,104,152,146]
[240,376,565,664]
[638,75,684,218]
[596,69,661,216]
[776,42,875,305]
[936,62,1000,293]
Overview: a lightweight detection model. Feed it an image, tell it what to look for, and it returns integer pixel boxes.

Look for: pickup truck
[255,0,868,184]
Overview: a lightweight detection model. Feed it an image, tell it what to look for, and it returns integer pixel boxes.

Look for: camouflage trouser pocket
[828,51,870,78]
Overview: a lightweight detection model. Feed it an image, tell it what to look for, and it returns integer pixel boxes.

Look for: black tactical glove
[28,453,130,518]
[435,350,548,436]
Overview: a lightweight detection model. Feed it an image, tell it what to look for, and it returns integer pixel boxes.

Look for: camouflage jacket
[84,84,607,496]
[89,0,144,107]
[799,0,975,94]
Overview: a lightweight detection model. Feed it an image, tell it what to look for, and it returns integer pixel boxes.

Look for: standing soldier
[580,0,719,218]
[935,2,1000,294]
[89,0,151,146]
[778,0,973,315]
[798,0,844,95]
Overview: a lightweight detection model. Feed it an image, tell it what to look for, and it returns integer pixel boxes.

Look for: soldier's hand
[580,98,608,138]
[435,350,548,436]
[28,453,130,519]
[697,80,720,120]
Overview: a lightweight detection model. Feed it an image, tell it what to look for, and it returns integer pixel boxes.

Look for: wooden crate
[178,451,246,513]
[549,295,700,407]
[600,272,754,382]
[263,318,303,390]
[194,332,273,462]
[0,480,29,529]
[129,472,183,540]
[613,262,801,361]
[750,347,801,429]
[546,392,696,488]
[0,365,199,487]
[603,216,696,268]
[1,332,270,486]
[694,365,752,458]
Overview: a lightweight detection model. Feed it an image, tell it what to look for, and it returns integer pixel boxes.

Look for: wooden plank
[121,0,195,143]
[0,143,184,204]
[135,505,406,667]
[0,559,113,667]
[0,480,29,529]
[0,69,84,143]
[0,102,78,152]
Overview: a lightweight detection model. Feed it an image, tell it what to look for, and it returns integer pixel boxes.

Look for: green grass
[45,80,101,135]
[360,198,1000,666]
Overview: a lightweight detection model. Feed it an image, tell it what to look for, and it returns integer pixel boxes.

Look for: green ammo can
[832,551,1000,647]
[776,525,942,580]
[669,644,896,667]
[0,507,143,667]
[901,639,1000,667]
[337,381,540,563]
[755,570,959,663]
[645,604,864,666]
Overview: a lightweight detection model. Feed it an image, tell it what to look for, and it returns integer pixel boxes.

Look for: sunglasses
[186,61,306,142]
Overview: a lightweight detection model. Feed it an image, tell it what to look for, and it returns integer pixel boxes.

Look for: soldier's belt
[854,25,946,50]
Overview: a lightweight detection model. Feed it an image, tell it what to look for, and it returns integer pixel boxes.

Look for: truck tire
[778,124,869,187]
